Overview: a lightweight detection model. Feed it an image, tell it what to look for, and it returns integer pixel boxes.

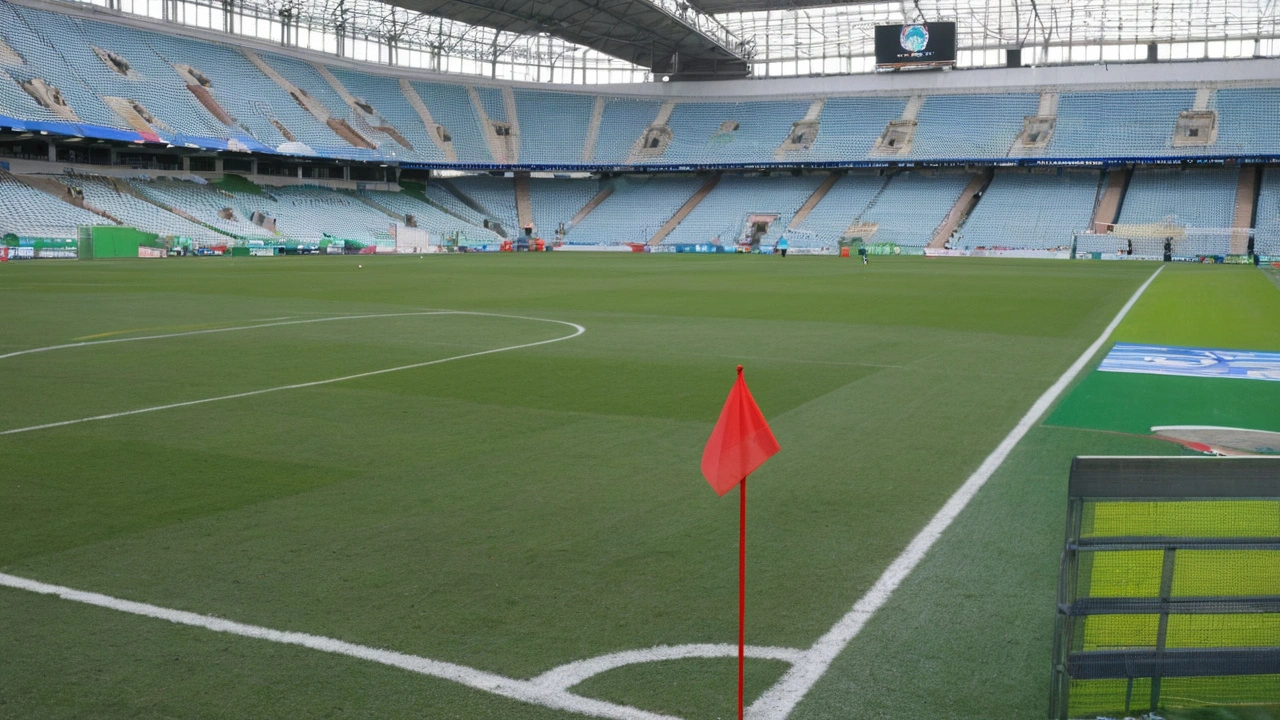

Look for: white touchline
[0,573,675,720]
[0,311,585,436]
[746,265,1166,720]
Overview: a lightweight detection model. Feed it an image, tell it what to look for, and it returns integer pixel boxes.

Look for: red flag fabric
[701,366,780,496]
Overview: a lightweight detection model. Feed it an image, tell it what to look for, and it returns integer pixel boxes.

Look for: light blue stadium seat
[958,170,1099,249]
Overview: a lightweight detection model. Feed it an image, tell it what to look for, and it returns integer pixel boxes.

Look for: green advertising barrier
[863,242,903,255]
[82,226,162,259]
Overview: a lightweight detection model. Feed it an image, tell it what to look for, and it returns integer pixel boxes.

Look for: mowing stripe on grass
[0,312,585,436]
[746,265,1165,720]
[0,572,673,720]
[0,311,453,361]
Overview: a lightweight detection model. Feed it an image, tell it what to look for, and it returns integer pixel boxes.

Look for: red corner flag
[701,366,780,720]
[701,365,781,496]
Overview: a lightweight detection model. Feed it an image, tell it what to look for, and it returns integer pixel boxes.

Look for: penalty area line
[746,264,1166,720]
[0,311,585,436]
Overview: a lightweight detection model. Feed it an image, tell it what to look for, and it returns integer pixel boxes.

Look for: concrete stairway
[1092,168,1131,233]
[567,185,614,231]
[927,171,991,248]
[787,173,839,230]
[1232,165,1259,255]
[648,175,720,246]
[515,175,533,232]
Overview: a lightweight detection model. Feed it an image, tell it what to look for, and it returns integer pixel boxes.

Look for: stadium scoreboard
[875,23,957,69]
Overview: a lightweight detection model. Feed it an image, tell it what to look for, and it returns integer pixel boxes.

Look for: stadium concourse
[0,0,1278,259]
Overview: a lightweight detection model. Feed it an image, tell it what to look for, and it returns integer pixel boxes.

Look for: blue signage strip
[1099,343,1280,382]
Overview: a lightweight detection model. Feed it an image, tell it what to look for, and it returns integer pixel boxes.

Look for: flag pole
[738,473,747,720]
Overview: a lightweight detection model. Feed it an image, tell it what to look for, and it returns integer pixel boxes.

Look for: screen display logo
[899,24,930,53]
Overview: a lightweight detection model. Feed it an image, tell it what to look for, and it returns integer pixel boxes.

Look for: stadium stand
[787,172,889,247]
[1116,167,1238,228]
[591,99,663,164]
[527,178,598,238]
[0,170,103,237]
[130,177,274,239]
[1251,168,1280,257]
[1051,90,1197,158]
[858,170,973,248]
[565,175,703,245]
[515,90,595,166]
[360,188,502,244]
[909,93,1039,160]
[957,170,1100,250]
[55,173,220,240]
[661,173,824,245]
[446,176,520,236]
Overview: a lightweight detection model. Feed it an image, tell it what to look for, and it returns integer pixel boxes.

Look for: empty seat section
[528,178,598,236]
[472,86,505,122]
[959,170,1099,249]
[910,93,1038,160]
[0,3,123,130]
[799,97,907,163]
[567,176,703,244]
[514,90,594,165]
[324,67,446,163]
[662,174,825,245]
[592,99,661,164]
[258,51,386,160]
[1052,90,1195,157]
[410,81,489,163]
[1255,169,1280,257]
[859,171,971,248]
[58,174,220,240]
[144,33,339,152]
[789,172,888,245]
[665,100,809,164]
[131,178,272,239]
[1215,88,1280,156]
[1117,167,1237,227]
[0,172,104,236]
[233,185,395,243]
[447,176,518,235]
[361,189,501,244]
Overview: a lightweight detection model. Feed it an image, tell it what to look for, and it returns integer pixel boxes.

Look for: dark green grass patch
[1046,371,1280,435]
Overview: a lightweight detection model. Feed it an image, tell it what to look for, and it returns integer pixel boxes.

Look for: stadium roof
[688,0,874,12]
[381,0,754,78]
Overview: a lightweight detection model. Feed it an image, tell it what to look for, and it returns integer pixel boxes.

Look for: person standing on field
[777,237,789,258]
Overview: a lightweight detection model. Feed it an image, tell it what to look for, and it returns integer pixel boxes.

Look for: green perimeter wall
[81,227,161,259]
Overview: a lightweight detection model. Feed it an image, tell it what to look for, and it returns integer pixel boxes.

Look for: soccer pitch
[0,254,1270,719]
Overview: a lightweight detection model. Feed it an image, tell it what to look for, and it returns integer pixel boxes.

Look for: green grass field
[0,255,1273,719]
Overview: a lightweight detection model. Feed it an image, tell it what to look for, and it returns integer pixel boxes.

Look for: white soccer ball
[358,264,363,268]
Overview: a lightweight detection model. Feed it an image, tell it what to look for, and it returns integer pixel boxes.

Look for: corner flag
[701,365,780,496]
[700,365,780,720]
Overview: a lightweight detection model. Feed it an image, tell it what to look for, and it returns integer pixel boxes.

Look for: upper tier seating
[1051,91,1196,157]
[515,90,595,166]
[5,2,1280,166]
[958,170,1100,250]
[909,93,1039,160]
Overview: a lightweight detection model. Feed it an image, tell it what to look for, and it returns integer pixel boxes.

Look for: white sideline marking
[746,265,1166,720]
[0,311,585,436]
[0,573,675,720]
[532,644,804,691]
[0,311,453,361]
